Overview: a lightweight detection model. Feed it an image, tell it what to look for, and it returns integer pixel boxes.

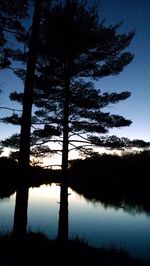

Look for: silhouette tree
[0,0,46,237]
[1,1,149,241]
[0,0,28,70]
[12,0,43,238]
[30,0,149,161]
[0,0,136,159]
[0,0,31,238]
[26,0,136,241]
[31,1,150,241]
[2,1,149,164]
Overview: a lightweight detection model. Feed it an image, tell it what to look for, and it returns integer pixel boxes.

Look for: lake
[0,183,150,261]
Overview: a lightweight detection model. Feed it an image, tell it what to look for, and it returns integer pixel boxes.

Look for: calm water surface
[0,183,150,261]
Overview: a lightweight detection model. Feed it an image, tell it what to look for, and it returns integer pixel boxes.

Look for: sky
[0,0,150,161]
[98,0,150,141]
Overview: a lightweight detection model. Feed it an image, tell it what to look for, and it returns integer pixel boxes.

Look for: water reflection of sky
[0,193,16,233]
[0,184,150,261]
[27,184,60,238]
[69,193,150,260]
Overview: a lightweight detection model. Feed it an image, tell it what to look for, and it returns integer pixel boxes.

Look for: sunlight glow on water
[0,184,150,260]
[29,183,60,202]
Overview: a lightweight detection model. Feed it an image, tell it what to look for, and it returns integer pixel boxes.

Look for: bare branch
[30,139,63,147]
[69,131,89,141]
[69,142,93,152]
[69,139,90,144]
[44,164,61,169]
[0,106,22,112]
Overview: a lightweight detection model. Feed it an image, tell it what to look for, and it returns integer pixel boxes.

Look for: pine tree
[1,0,150,241]
[13,0,44,238]
[33,0,135,171]
[0,0,44,237]
[0,0,28,69]
[1,0,149,167]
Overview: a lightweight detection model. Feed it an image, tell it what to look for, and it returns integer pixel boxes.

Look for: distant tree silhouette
[69,151,150,214]
[0,156,19,197]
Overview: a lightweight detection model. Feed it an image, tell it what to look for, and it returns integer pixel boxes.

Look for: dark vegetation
[1,152,150,263]
[1,0,139,175]
[0,0,150,257]
[69,151,150,214]
[0,232,149,266]
[1,150,150,215]
[0,157,60,198]
[0,157,19,197]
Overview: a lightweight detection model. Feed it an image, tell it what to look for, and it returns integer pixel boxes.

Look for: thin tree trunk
[57,57,70,242]
[13,0,42,238]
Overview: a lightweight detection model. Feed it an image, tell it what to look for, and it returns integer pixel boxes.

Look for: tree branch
[0,106,22,112]
[69,142,93,152]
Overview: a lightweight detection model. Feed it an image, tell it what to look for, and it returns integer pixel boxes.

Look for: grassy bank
[0,232,149,266]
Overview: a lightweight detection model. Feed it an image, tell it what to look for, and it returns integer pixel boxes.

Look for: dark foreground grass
[0,232,150,266]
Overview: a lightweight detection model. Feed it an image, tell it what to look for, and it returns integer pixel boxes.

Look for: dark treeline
[1,0,150,239]
[0,157,19,197]
[1,151,150,214]
[69,151,150,214]
[1,152,150,264]
[0,0,150,262]
[0,156,60,198]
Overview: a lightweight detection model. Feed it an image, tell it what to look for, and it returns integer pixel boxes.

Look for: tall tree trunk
[57,183,69,243]
[62,57,70,185]
[12,187,29,239]
[13,0,42,238]
[57,58,70,242]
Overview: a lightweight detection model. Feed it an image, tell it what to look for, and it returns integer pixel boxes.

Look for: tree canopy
[0,0,29,69]
[0,0,149,167]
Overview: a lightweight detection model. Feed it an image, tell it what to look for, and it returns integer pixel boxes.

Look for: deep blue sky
[99,0,150,141]
[0,0,150,143]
